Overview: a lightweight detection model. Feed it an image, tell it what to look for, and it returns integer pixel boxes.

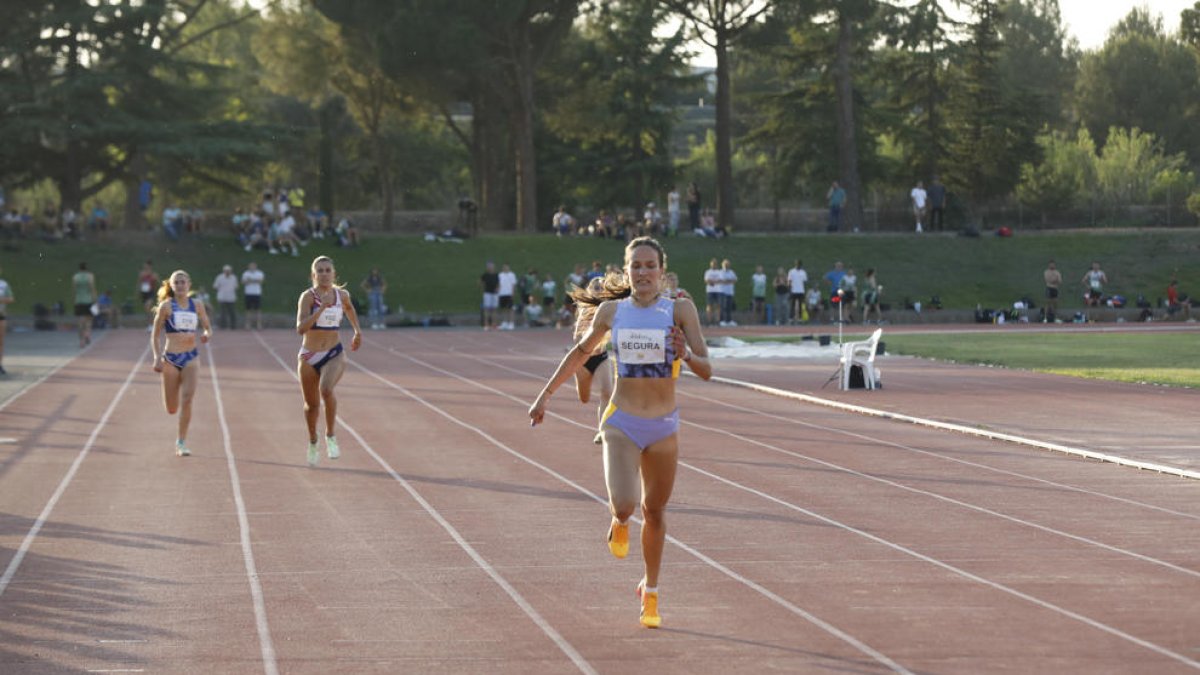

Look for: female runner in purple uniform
[530,237,711,628]
[150,270,212,457]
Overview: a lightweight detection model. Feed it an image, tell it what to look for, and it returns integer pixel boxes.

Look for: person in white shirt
[276,212,300,256]
[497,263,518,330]
[212,265,239,330]
[786,259,809,324]
[751,265,767,324]
[719,259,737,326]
[666,187,680,236]
[911,180,927,233]
[241,261,265,330]
[702,258,723,326]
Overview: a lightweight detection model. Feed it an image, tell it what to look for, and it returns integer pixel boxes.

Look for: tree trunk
[714,30,735,230]
[833,10,865,232]
[318,99,337,219]
[511,34,538,232]
[122,152,148,229]
[473,96,512,230]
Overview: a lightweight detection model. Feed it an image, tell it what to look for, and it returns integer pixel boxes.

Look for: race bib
[173,311,198,331]
[618,328,666,364]
[316,306,343,328]
[140,282,151,293]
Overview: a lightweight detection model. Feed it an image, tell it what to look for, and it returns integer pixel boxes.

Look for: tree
[0,0,272,225]
[661,0,772,230]
[315,0,580,231]
[941,0,1039,223]
[1074,7,1200,165]
[539,0,691,210]
[1015,127,1096,222]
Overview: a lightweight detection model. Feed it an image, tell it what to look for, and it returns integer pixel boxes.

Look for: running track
[0,329,1196,673]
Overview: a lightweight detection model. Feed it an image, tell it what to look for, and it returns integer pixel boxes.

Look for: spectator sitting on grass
[1166,278,1193,321]
[336,218,360,247]
[524,294,547,327]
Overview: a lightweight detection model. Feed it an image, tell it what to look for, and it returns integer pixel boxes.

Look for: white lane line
[399,338,1200,671]
[372,341,911,675]
[251,334,597,675]
[698,372,1200,480]
[677,388,1200,521]
[0,345,146,597]
[0,332,103,414]
[206,345,279,675]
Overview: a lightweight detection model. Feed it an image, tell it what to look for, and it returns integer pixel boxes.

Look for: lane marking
[359,339,910,675]
[696,372,1200,480]
[251,333,598,675]
[0,345,146,598]
[395,335,1200,670]
[206,344,279,675]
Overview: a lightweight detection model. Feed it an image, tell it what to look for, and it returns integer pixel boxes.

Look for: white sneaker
[326,435,340,460]
[728,320,738,327]
[176,440,191,457]
[307,441,319,467]
[916,223,923,233]
[269,248,279,255]
[244,245,251,252]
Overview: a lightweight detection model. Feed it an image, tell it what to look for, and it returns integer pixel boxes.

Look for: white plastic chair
[840,328,883,390]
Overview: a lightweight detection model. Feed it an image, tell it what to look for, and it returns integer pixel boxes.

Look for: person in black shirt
[479,261,500,330]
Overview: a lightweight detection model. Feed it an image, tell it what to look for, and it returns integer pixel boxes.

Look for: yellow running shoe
[607,520,629,559]
[637,581,661,628]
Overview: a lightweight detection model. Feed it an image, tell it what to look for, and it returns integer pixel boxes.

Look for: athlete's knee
[612,500,637,523]
[165,403,178,415]
[641,501,666,526]
[320,386,336,400]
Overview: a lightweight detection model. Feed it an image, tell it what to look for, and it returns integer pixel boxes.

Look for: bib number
[618,328,666,364]
[173,311,198,331]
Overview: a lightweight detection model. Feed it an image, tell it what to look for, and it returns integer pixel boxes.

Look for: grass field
[0,228,1197,317]
[750,331,1200,388]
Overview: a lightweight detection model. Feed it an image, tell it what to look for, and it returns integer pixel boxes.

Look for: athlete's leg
[177,362,198,442]
[319,353,347,438]
[298,359,322,444]
[639,434,679,589]
[161,363,182,414]
[574,367,593,403]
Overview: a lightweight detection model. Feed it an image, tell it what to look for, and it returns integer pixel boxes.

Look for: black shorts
[1046,287,1059,299]
[542,297,554,308]
[840,290,856,303]
[140,291,155,304]
[499,295,514,309]
[74,303,92,317]
[583,351,609,374]
[245,294,262,310]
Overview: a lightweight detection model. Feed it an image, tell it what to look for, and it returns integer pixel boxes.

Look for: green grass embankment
[0,229,1197,318]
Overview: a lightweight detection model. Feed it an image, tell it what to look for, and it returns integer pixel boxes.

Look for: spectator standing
[0,264,12,375]
[719,259,738,326]
[703,258,722,326]
[666,186,680,236]
[89,204,109,236]
[242,261,265,330]
[138,260,160,327]
[553,205,574,237]
[1082,261,1107,308]
[213,264,239,330]
[772,267,789,326]
[565,263,585,295]
[911,181,927,233]
[824,261,846,301]
[541,273,557,313]
[643,203,662,236]
[1043,260,1062,323]
[480,262,500,330]
[928,176,947,231]
[826,181,846,232]
[861,268,882,324]
[686,182,701,231]
[72,262,97,348]
[787,259,809,324]
[839,267,859,310]
[361,267,387,330]
[751,265,767,324]
[497,263,518,330]
[585,260,604,283]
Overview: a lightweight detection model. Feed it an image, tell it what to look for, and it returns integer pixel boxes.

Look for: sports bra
[164,297,198,333]
[611,296,679,379]
[310,287,344,330]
